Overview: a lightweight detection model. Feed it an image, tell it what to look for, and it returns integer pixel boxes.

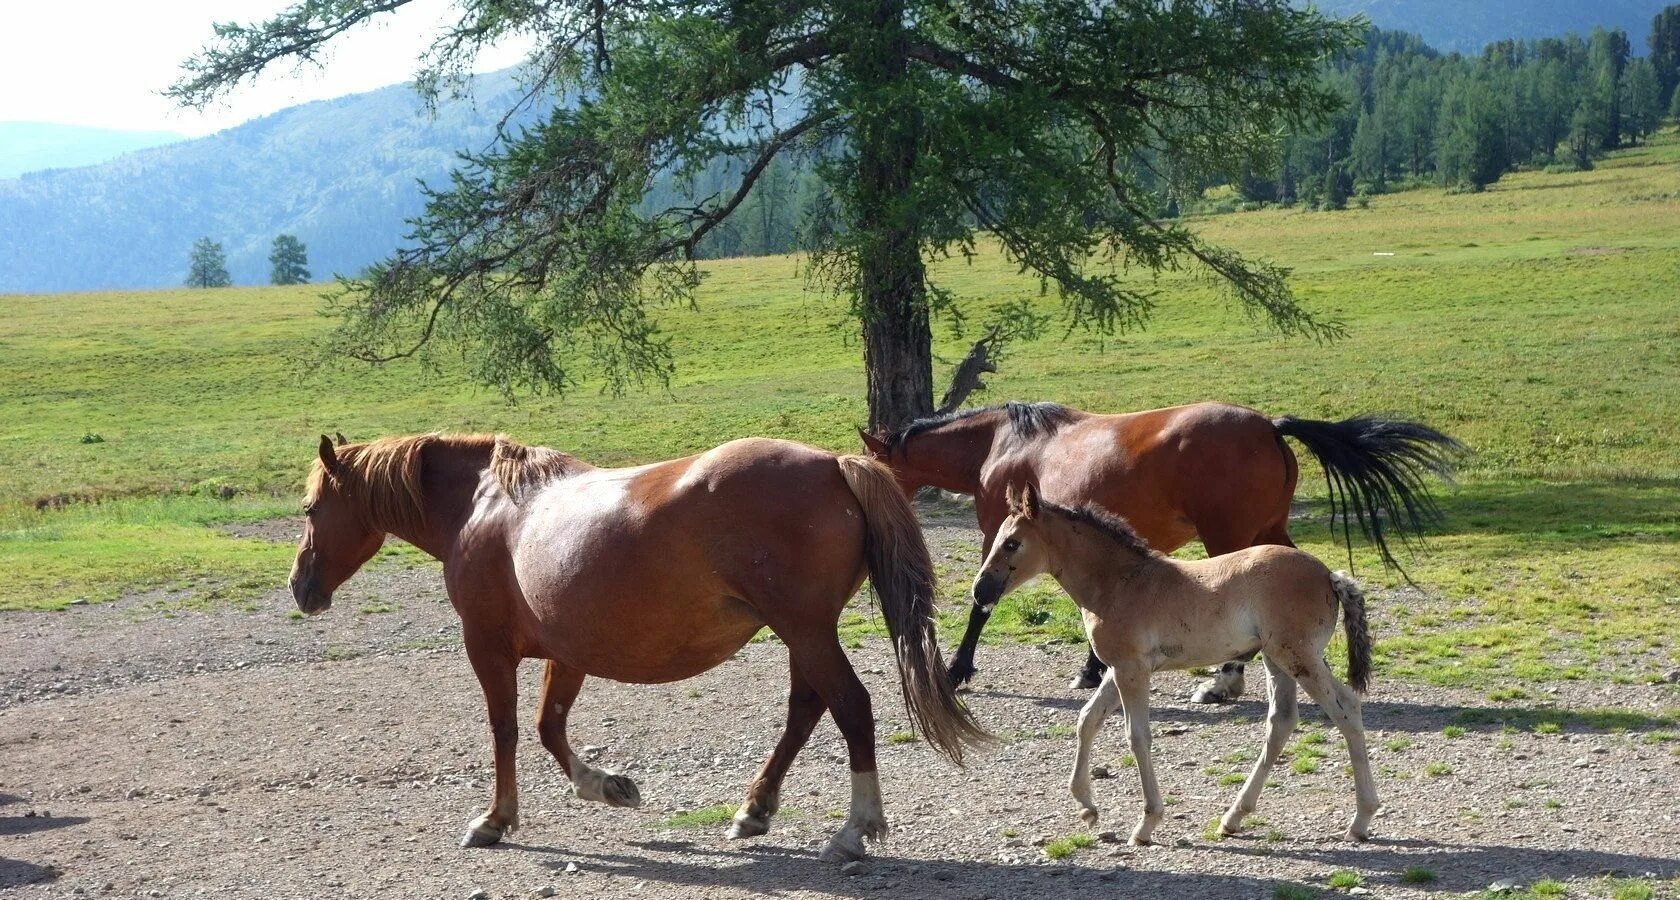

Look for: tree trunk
[851,0,933,434]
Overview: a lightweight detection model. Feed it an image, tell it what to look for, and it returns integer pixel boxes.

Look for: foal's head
[971,482,1055,612]
[288,434,392,615]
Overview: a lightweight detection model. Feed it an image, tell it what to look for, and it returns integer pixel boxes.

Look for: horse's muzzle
[289,574,333,615]
[971,572,1004,612]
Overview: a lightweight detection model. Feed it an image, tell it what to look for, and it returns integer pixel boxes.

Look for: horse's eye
[303,503,316,516]
[1002,539,1021,553]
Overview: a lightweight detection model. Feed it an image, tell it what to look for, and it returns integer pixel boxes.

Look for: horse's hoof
[1219,815,1244,836]
[602,773,642,808]
[947,663,977,689]
[1069,671,1102,690]
[1079,808,1099,826]
[460,818,503,848]
[819,829,868,863]
[1190,683,1235,704]
[1345,824,1371,842]
[728,809,771,839]
[1128,834,1153,847]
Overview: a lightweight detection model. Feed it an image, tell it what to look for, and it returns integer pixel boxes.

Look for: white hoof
[728,808,771,839]
[1079,807,1099,826]
[820,828,868,863]
[460,816,504,848]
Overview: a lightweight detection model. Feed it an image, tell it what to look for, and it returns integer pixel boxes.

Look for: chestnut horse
[973,484,1378,843]
[289,433,987,863]
[861,401,1463,698]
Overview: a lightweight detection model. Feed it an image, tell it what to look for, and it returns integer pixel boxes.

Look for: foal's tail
[1330,572,1372,694]
[1273,414,1467,579]
[836,455,992,766]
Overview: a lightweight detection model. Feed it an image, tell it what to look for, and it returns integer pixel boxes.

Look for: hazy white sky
[0,0,531,136]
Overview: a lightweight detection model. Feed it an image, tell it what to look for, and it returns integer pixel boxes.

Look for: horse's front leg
[731,658,826,838]
[536,659,641,809]
[461,635,521,847]
[1112,664,1163,845]
[1069,670,1120,824]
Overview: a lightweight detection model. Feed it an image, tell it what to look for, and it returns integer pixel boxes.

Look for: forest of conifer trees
[680,12,1680,257]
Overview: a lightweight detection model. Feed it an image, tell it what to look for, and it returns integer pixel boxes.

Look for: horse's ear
[858,427,887,457]
[1004,482,1020,513]
[1021,482,1041,519]
[334,431,348,447]
[318,434,339,472]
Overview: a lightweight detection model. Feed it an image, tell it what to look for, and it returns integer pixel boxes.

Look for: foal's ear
[334,431,348,447]
[317,434,340,472]
[1020,482,1041,519]
[857,427,887,456]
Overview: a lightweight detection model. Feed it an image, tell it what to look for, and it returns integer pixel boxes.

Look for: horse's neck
[900,414,1003,493]
[402,442,500,559]
[1045,521,1152,610]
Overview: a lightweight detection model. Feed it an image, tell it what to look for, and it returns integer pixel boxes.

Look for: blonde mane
[490,435,580,503]
[307,433,477,535]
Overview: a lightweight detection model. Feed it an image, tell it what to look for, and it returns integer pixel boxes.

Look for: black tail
[1273,415,1467,578]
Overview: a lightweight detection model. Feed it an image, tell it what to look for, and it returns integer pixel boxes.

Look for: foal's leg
[535,659,641,809]
[1293,658,1380,841]
[784,634,884,863]
[1069,670,1121,824]
[1220,657,1298,835]
[1188,523,1290,704]
[461,638,520,848]
[1111,663,1164,845]
[730,658,826,839]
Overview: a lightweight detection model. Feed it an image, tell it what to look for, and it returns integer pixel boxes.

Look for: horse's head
[857,428,920,496]
[972,482,1052,612]
[289,434,385,615]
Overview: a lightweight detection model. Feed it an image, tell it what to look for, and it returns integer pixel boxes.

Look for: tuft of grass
[1201,819,1226,842]
[1383,736,1411,752]
[1218,772,1247,786]
[1608,878,1654,900]
[886,730,919,745]
[654,804,736,829]
[357,603,393,615]
[1401,867,1437,884]
[1489,687,1530,702]
[1326,870,1362,890]
[1423,761,1453,777]
[1530,879,1567,896]
[1442,725,1467,738]
[1043,833,1095,860]
[1534,721,1563,735]
[999,825,1019,838]
[1264,828,1287,843]
[1297,731,1328,746]
[1544,798,1563,809]
[1274,883,1318,900]
[1290,756,1320,775]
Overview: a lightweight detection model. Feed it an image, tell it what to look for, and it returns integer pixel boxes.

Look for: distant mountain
[0,69,545,293]
[1310,1,1672,54]
[0,123,186,179]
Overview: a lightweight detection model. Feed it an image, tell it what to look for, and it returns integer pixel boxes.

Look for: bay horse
[860,401,1462,698]
[974,483,1378,844]
[289,433,988,862]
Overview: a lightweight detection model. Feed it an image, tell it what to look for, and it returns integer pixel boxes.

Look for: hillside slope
[0,70,542,293]
[1312,0,1670,53]
[0,123,186,179]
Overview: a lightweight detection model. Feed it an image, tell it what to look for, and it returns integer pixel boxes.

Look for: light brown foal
[289,433,987,863]
[973,483,1379,844]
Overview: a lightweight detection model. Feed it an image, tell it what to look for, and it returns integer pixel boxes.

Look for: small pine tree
[268,234,311,285]
[185,237,231,288]
[1670,82,1680,122]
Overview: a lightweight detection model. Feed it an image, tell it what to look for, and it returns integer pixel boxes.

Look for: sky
[0,0,532,136]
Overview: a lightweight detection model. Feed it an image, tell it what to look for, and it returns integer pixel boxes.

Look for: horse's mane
[885,401,1077,450]
[307,434,479,535]
[490,435,581,503]
[1041,499,1161,561]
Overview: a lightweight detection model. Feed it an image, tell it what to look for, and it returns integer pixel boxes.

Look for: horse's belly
[525,586,766,684]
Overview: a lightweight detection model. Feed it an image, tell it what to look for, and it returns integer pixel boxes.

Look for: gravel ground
[3,516,1678,899]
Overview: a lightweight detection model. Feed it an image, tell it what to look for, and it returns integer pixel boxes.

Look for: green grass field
[3,133,1678,689]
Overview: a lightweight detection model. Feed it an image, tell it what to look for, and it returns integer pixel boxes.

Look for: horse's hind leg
[535,659,641,809]
[783,634,884,863]
[1069,670,1121,824]
[1292,658,1379,841]
[1221,657,1297,835]
[461,638,520,848]
[730,658,826,839]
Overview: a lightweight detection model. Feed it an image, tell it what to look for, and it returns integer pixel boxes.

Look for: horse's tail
[1272,414,1467,579]
[836,455,992,766]
[1330,572,1372,694]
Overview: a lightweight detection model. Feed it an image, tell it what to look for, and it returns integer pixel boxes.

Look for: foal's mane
[1041,499,1161,561]
[885,401,1077,450]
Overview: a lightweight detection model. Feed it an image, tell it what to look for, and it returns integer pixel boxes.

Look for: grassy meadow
[3,132,1679,691]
